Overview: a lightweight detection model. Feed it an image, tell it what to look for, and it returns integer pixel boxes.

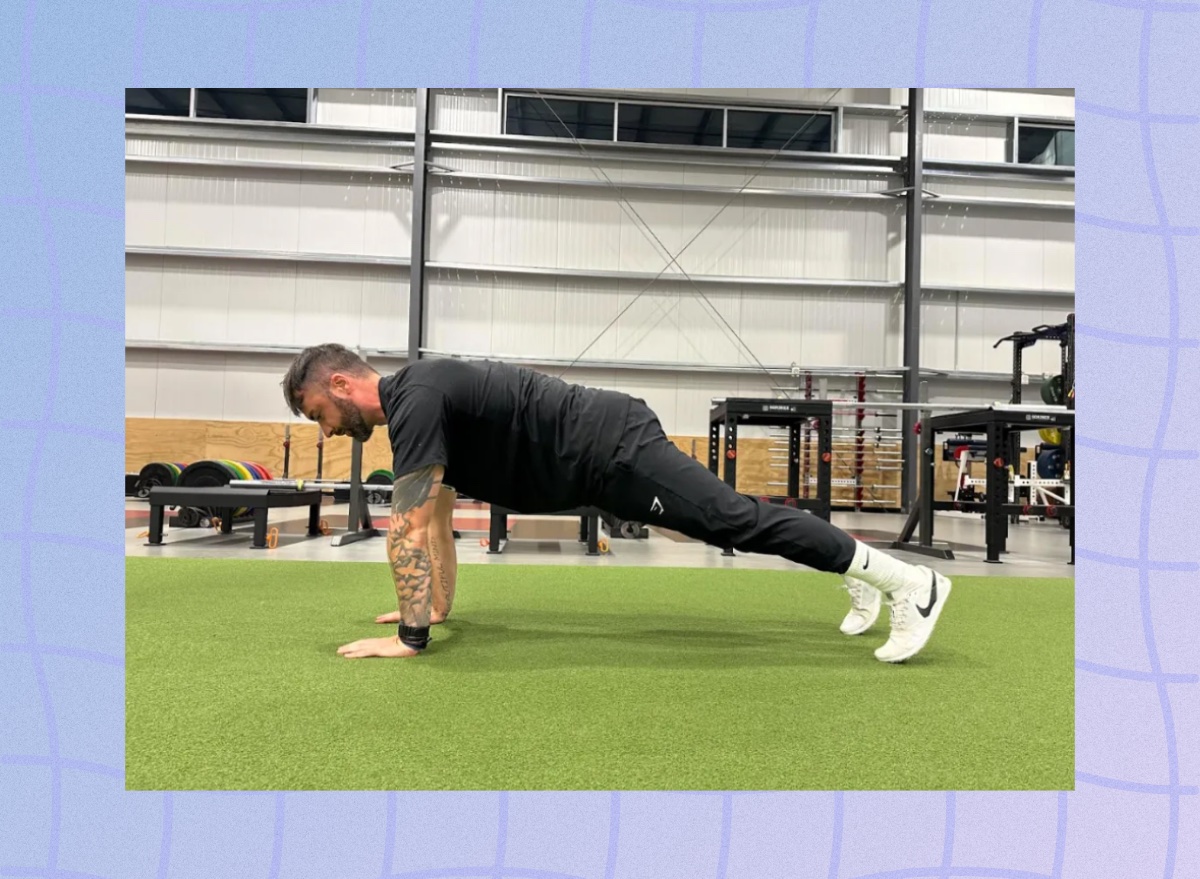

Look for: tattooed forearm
[388,465,442,627]
[389,525,433,627]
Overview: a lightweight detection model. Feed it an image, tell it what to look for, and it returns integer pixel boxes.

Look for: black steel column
[787,423,800,499]
[817,415,833,521]
[901,88,925,511]
[708,418,720,475]
[985,423,1003,563]
[407,88,431,362]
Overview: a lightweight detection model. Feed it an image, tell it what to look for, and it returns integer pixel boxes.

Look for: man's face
[304,385,375,442]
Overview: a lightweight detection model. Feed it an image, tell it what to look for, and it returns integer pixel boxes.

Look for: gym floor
[124,497,1075,579]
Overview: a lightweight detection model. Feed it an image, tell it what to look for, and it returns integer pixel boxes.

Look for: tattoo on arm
[387,465,442,628]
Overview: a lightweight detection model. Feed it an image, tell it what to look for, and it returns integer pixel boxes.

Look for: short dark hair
[281,343,377,417]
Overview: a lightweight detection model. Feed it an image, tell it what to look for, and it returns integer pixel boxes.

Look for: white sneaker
[840,576,882,635]
[875,567,952,663]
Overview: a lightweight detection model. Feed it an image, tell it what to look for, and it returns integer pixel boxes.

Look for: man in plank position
[282,344,951,663]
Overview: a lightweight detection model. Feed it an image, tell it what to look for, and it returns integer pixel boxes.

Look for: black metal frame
[145,486,325,550]
[996,313,1075,407]
[487,506,604,556]
[901,87,924,512]
[708,398,834,556]
[893,408,1074,564]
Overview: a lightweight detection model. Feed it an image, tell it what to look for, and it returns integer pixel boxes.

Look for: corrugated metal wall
[126,88,1074,433]
[125,100,416,420]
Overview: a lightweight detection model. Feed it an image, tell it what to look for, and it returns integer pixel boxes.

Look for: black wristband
[397,623,430,651]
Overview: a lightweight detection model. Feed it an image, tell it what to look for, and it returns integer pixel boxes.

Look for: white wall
[126,88,1073,433]
[125,98,416,422]
[313,88,416,131]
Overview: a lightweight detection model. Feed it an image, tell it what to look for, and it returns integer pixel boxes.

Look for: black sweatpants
[588,400,857,573]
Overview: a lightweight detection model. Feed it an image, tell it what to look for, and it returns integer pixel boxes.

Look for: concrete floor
[125,500,1074,579]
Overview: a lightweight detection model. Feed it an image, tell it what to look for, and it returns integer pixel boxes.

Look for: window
[726,110,832,153]
[125,88,190,117]
[617,103,723,147]
[195,88,308,123]
[1018,125,1074,166]
[505,96,614,141]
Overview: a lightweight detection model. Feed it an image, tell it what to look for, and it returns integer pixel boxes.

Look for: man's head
[282,344,383,442]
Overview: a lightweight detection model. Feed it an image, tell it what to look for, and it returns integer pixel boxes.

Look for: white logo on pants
[650,496,664,515]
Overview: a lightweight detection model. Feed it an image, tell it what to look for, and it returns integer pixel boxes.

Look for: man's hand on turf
[376,610,447,625]
[337,635,421,659]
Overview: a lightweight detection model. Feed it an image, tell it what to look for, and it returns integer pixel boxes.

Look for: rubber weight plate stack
[365,469,394,505]
[136,462,182,499]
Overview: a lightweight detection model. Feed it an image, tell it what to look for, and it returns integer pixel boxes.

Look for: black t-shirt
[378,358,632,512]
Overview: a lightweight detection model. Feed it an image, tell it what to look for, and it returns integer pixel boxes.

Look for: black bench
[488,506,604,555]
[146,486,325,549]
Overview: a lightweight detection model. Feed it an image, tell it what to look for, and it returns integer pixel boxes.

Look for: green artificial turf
[126,557,1073,790]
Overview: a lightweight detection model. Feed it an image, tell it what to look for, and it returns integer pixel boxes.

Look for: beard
[332,396,375,442]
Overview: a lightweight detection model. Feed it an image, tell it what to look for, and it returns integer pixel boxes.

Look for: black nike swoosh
[916,573,938,618]
[863,553,869,571]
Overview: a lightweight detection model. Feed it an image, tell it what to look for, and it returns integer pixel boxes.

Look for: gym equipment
[709,398,834,557]
[1040,375,1065,406]
[487,506,606,556]
[135,461,186,498]
[892,407,1074,565]
[365,469,394,505]
[174,459,275,526]
[145,485,325,549]
[993,314,1074,410]
[1037,447,1066,479]
[1038,427,1062,446]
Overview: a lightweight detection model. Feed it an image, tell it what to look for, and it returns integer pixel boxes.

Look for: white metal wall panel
[919,292,959,372]
[231,173,303,252]
[494,186,561,267]
[618,191,685,274]
[924,178,1074,204]
[163,170,236,249]
[126,170,167,245]
[221,353,299,421]
[551,278,620,362]
[125,256,164,338]
[490,272,558,357]
[611,290,684,364]
[225,263,299,347]
[157,259,230,344]
[293,266,365,347]
[431,89,500,134]
[926,89,1074,119]
[984,213,1048,289]
[426,273,494,355]
[359,269,410,351]
[1041,218,1075,290]
[923,120,1009,162]
[841,112,906,156]
[922,211,988,288]
[314,89,416,131]
[127,135,414,171]
[429,184,496,265]
[363,183,414,258]
[124,351,159,419]
[923,209,1073,292]
[153,352,228,420]
[556,188,622,271]
[297,171,367,255]
[738,287,804,366]
[954,296,1071,375]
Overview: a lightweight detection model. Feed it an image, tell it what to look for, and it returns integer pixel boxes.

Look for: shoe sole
[840,598,881,635]
[877,572,952,663]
